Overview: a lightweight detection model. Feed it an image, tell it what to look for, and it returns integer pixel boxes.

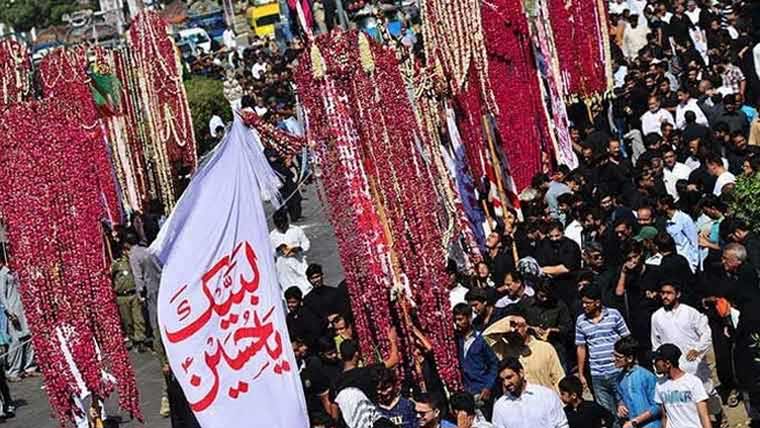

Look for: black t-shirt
[661,91,679,111]
[688,166,717,196]
[304,281,351,321]
[301,356,331,417]
[535,238,582,305]
[286,306,326,348]
[330,363,385,402]
[484,249,515,287]
[564,400,614,428]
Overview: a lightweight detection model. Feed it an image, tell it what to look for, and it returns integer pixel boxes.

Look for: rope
[0,336,32,360]
[268,169,315,221]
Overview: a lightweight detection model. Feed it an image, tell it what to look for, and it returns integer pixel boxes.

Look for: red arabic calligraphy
[163,241,291,412]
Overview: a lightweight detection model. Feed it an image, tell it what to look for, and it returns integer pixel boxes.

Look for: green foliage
[729,173,760,232]
[0,0,92,32]
[184,76,233,158]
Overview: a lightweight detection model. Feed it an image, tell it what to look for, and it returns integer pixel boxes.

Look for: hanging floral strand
[296,31,462,389]
[39,47,123,225]
[127,11,197,209]
[0,39,31,107]
[0,100,142,426]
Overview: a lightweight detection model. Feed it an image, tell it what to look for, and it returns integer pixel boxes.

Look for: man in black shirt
[303,263,351,323]
[328,329,400,420]
[285,286,326,349]
[559,375,613,428]
[466,288,507,331]
[293,338,332,423]
[703,243,760,423]
[725,131,750,176]
[483,232,516,287]
[725,218,760,276]
[682,111,711,145]
[535,221,582,310]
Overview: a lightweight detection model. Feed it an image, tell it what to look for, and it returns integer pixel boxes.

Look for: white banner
[150,118,309,428]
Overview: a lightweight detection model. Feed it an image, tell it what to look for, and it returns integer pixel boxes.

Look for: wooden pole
[482,115,509,220]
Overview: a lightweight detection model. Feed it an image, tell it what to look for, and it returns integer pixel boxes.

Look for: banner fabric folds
[150,118,308,428]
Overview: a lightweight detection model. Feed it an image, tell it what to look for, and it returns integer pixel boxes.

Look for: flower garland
[0,101,141,425]
[548,0,609,99]
[240,109,304,156]
[420,0,496,113]
[403,60,483,268]
[97,47,148,213]
[128,11,197,208]
[297,33,396,372]
[480,0,549,191]
[114,46,156,211]
[296,31,462,389]
[0,39,30,107]
[39,48,123,224]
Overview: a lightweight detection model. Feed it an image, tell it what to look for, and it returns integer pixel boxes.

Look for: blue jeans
[592,374,620,428]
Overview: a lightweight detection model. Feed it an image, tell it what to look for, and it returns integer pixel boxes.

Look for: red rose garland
[480,0,549,191]
[454,66,488,185]
[39,48,123,224]
[0,101,141,425]
[240,109,304,156]
[296,31,462,388]
[0,39,30,107]
[296,34,396,371]
[407,63,484,265]
[549,0,609,98]
[353,43,461,387]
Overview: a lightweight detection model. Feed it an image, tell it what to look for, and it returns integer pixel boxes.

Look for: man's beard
[508,378,526,397]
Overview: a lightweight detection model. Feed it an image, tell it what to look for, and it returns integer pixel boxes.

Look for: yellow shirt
[749,117,760,147]
[520,337,566,392]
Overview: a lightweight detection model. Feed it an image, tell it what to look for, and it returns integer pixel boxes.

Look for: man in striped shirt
[576,284,631,427]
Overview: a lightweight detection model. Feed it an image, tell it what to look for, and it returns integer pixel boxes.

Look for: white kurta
[651,304,713,392]
[663,163,692,200]
[641,108,675,136]
[675,99,709,129]
[270,225,313,296]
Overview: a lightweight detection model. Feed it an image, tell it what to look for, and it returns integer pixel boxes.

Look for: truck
[247,0,281,38]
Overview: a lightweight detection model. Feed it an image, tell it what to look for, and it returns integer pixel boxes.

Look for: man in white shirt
[684,0,702,25]
[653,344,713,428]
[662,147,692,200]
[651,282,713,394]
[675,88,709,129]
[705,153,735,195]
[270,210,312,296]
[609,0,630,15]
[251,58,268,80]
[492,357,569,428]
[447,263,469,309]
[222,28,237,50]
[623,14,650,59]
[641,96,675,136]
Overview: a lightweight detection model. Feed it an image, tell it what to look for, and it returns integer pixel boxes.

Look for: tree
[184,76,233,158]
[0,1,92,33]
[729,173,760,232]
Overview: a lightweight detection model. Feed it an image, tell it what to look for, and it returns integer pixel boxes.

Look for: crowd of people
[269,0,760,428]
